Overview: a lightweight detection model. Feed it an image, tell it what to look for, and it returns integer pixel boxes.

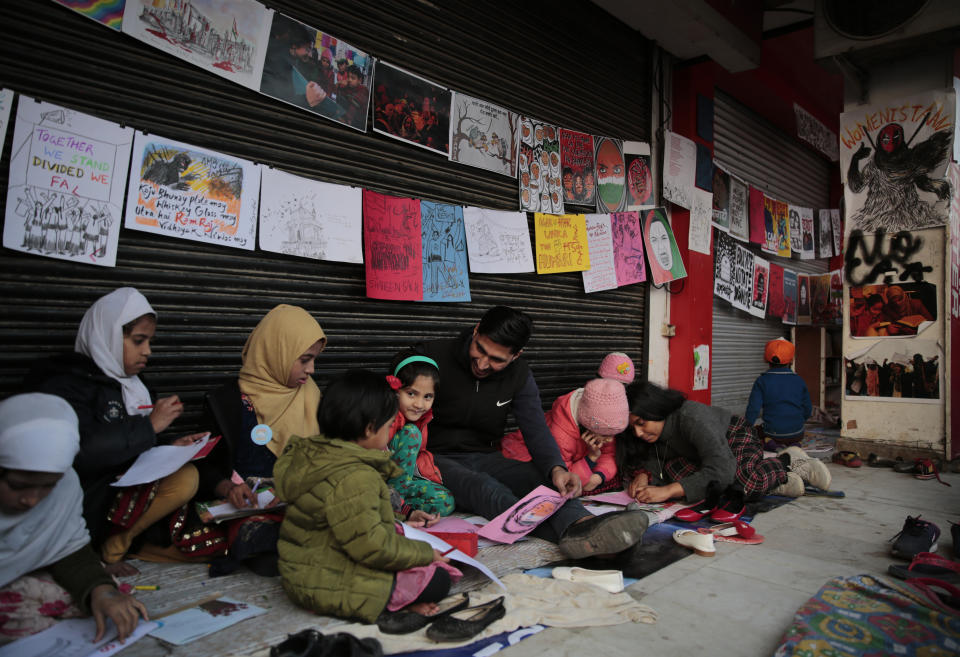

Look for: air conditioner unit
[814,0,960,59]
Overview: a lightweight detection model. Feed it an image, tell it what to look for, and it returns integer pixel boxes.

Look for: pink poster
[363,190,422,300]
[611,211,646,286]
[749,186,765,245]
[477,485,568,544]
[767,262,785,321]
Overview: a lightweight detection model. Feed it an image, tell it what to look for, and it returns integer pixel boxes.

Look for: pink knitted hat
[577,378,629,436]
[598,352,635,383]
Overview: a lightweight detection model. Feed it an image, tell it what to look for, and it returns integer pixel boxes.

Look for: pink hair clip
[386,375,403,391]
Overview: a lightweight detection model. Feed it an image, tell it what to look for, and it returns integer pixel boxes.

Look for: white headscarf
[0,394,90,587]
[75,287,155,415]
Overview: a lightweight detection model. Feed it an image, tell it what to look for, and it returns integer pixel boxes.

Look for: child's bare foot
[406,601,439,616]
[103,561,140,577]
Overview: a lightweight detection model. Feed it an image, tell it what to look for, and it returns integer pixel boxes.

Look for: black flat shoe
[426,596,506,643]
[376,593,469,635]
[270,629,322,657]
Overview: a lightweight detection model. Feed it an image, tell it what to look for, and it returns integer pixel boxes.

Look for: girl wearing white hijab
[0,393,147,644]
[32,288,212,565]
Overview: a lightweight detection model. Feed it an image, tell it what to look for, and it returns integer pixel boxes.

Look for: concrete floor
[500,461,960,657]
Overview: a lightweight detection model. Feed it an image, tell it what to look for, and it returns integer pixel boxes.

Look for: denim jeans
[434,452,589,542]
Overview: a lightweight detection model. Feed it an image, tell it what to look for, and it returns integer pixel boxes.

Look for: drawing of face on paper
[502,494,562,535]
[649,220,672,270]
[595,137,626,213]
[520,117,533,146]
[643,208,687,285]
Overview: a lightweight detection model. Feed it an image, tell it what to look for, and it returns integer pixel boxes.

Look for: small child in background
[385,349,454,516]
[274,370,460,625]
[501,352,634,493]
[745,338,812,448]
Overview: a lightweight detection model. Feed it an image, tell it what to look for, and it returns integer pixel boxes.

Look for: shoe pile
[893,458,952,486]
[376,593,469,635]
[890,515,940,560]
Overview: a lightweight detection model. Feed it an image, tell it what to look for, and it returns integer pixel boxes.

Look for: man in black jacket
[420,306,647,558]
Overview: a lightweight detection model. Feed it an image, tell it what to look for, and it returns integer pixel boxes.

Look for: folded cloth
[322,573,657,653]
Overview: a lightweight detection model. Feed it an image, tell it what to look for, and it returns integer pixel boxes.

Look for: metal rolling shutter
[0,1,651,428]
[711,90,830,414]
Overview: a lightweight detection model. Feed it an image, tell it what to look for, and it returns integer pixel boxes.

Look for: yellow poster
[534,213,589,274]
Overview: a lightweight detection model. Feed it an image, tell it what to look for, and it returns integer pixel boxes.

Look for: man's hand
[305,81,327,107]
[551,466,581,498]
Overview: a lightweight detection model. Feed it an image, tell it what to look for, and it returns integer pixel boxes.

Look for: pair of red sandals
[675,489,745,524]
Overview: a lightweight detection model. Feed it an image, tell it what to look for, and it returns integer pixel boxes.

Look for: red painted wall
[667,26,843,400]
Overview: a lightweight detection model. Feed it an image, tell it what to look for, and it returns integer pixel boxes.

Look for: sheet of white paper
[258,167,363,263]
[3,96,133,267]
[112,435,210,487]
[205,489,277,518]
[662,131,695,210]
[582,213,618,293]
[402,524,506,591]
[122,0,273,91]
[462,207,534,273]
[0,618,157,657]
[148,597,266,646]
[124,132,260,250]
[688,186,713,255]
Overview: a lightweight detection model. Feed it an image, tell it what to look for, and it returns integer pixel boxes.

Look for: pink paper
[477,485,568,544]
[611,211,646,286]
[424,517,479,535]
[583,490,635,506]
[363,190,422,300]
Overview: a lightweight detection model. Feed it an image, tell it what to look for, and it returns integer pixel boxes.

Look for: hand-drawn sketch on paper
[730,243,754,313]
[421,201,470,303]
[122,0,272,90]
[749,256,769,318]
[518,117,562,213]
[794,102,839,161]
[534,213,588,274]
[54,0,126,30]
[373,61,451,156]
[797,274,811,324]
[258,167,362,263]
[0,88,13,161]
[713,230,736,304]
[363,190,422,300]
[462,207,534,274]
[689,186,713,255]
[767,263,785,321]
[844,340,941,402]
[560,129,597,212]
[761,196,777,254]
[449,93,517,177]
[125,132,259,250]
[783,269,797,325]
[663,131,695,210]
[582,214,617,294]
[817,208,834,258]
[611,211,646,287]
[830,208,843,256]
[712,167,730,231]
[693,344,709,391]
[840,88,954,233]
[624,141,653,211]
[3,97,133,267]
[728,176,749,241]
[643,207,687,285]
[798,206,815,259]
[774,200,791,258]
[260,13,373,131]
[594,137,626,213]
[810,273,834,325]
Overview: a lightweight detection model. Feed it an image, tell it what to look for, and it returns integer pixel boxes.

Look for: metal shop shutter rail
[710,89,831,412]
[0,1,650,430]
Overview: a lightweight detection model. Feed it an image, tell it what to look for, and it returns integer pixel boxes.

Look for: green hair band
[393,355,439,376]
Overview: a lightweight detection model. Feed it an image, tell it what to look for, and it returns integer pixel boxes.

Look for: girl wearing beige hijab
[203,304,326,576]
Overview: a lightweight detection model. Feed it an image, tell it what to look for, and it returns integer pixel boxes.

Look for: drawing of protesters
[65,198,84,255]
[96,210,113,258]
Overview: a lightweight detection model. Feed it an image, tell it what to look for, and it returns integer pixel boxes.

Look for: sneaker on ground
[789,456,832,490]
[558,510,649,559]
[770,471,804,497]
[890,515,940,559]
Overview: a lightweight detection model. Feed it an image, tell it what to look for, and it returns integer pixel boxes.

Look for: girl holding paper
[30,287,219,567]
[202,304,326,576]
[0,394,147,644]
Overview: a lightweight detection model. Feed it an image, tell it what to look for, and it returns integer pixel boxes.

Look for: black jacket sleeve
[37,372,156,481]
[47,543,114,614]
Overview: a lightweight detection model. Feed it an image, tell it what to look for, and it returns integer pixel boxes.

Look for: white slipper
[673,529,715,556]
[551,566,625,593]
